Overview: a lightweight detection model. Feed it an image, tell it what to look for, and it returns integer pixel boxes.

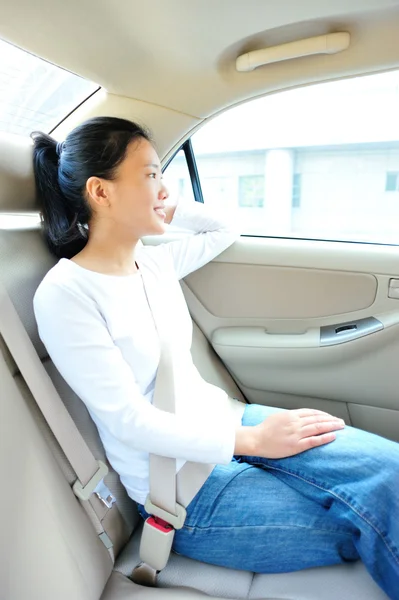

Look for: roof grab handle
[236,32,350,72]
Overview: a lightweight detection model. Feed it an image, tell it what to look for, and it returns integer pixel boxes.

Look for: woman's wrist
[234,425,259,457]
[164,204,178,225]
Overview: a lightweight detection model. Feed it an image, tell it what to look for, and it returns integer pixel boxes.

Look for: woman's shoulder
[34,258,92,312]
[36,258,82,288]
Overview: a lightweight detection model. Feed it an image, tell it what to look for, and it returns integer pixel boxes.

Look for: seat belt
[0,279,127,561]
[131,268,215,587]
[0,274,213,583]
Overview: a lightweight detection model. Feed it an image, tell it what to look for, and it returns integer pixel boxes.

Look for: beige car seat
[0,132,388,599]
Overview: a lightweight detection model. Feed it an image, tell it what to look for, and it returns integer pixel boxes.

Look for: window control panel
[320,317,383,346]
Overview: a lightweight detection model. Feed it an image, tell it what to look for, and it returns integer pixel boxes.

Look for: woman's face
[91,137,169,238]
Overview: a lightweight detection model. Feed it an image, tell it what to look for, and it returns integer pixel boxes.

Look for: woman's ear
[86,176,111,208]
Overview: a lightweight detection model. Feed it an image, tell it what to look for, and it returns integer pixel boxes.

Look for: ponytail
[31,117,150,259]
[31,132,90,259]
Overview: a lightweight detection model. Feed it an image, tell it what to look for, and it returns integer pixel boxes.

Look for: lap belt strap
[0,279,127,562]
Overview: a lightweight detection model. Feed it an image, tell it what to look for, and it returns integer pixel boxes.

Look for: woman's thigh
[173,459,358,573]
[237,402,399,582]
[239,403,399,510]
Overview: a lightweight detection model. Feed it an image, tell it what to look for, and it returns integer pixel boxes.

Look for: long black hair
[31,117,151,258]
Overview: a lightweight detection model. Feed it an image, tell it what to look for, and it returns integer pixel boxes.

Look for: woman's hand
[164,204,178,225]
[235,409,345,459]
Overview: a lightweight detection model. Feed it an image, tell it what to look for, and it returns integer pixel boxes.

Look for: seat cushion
[102,571,221,600]
[115,522,388,600]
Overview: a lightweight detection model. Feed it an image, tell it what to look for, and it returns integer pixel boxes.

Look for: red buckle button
[147,516,174,533]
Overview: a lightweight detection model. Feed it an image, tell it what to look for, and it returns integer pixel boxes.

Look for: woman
[32,117,399,598]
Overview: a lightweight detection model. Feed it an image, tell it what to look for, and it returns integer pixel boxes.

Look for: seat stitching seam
[246,570,255,600]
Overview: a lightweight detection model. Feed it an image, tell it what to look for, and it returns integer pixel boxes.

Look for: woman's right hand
[235,408,345,459]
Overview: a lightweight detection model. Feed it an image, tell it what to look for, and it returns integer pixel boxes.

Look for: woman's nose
[159,181,169,201]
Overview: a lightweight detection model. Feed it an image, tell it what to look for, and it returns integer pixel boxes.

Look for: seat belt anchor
[94,480,116,509]
[72,460,109,501]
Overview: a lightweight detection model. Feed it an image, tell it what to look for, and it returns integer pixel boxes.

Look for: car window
[167,70,399,245]
[162,149,195,206]
[0,38,98,137]
[0,38,98,229]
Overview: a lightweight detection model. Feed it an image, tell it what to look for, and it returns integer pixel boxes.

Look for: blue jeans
[137,404,399,598]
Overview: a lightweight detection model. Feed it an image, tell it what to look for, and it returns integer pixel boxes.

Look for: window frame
[163,139,204,204]
[49,86,101,134]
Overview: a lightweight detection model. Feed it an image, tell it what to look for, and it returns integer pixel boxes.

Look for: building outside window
[385,171,399,191]
[238,175,265,208]
[292,173,301,208]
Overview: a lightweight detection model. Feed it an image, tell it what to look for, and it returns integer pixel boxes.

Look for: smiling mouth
[154,207,166,219]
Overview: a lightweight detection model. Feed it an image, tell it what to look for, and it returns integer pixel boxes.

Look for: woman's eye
[149,173,157,179]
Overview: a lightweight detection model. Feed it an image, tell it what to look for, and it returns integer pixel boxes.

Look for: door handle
[389,278,399,299]
[320,317,383,346]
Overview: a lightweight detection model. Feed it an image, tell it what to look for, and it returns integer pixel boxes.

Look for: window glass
[0,38,98,136]
[162,149,195,205]
[238,175,265,208]
[385,171,399,192]
[191,71,399,245]
[292,173,301,208]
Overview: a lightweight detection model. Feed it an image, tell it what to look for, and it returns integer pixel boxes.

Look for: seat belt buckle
[139,516,175,572]
[144,494,186,530]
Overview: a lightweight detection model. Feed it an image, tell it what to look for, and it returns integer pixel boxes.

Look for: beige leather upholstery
[0,133,389,599]
[3,0,399,121]
[186,264,378,319]
[0,132,36,212]
[115,523,387,600]
[0,354,113,600]
[102,572,216,599]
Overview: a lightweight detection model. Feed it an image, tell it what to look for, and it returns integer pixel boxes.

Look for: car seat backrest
[0,133,135,599]
[0,356,113,600]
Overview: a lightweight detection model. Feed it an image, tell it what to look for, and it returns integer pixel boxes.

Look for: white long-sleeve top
[34,201,245,505]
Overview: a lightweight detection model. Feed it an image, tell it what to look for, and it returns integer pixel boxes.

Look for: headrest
[0,133,37,213]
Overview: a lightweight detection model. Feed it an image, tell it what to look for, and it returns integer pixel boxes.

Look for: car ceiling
[1,0,399,119]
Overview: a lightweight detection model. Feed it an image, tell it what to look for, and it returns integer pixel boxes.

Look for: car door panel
[176,236,399,442]
[185,263,377,318]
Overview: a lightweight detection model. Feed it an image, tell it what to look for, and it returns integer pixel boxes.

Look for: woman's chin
[145,221,166,236]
